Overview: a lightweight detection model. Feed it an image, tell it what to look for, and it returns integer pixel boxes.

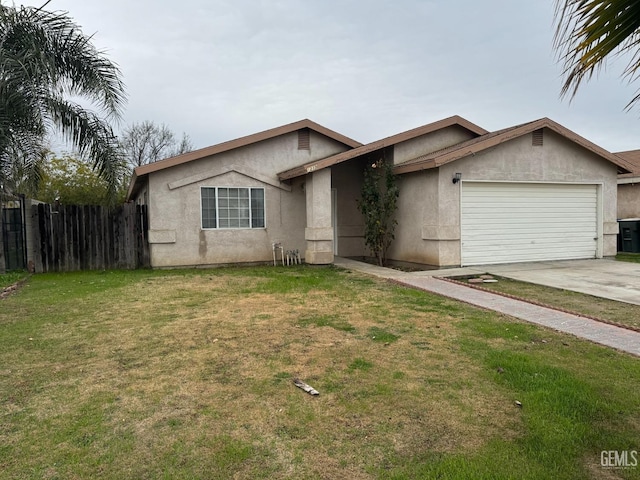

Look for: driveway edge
[438,276,640,334]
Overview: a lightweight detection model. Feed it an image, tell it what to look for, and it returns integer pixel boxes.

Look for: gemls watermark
[601,450,638,469]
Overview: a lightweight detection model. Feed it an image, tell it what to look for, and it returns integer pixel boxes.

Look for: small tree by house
[35,155,128,206]
[357,155,399,266]
[119,121,193,169]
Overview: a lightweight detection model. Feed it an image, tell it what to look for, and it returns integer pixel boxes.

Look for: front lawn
[1,267,638,479]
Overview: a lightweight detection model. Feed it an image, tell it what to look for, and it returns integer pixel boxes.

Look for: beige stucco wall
[387,170,441,265]
[618,182,640,219]
[332,157,368,257]
[393,125,477,164]
[143,124,619,268]
[145,130,351,267]
[331,127,478,259]
[304,168,334,264]
[389,129,620,267]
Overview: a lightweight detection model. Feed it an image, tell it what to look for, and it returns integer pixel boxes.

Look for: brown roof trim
[126,119,362,201]
[615,150,640,177]
[277,115,488,181]
[394,118,633,175]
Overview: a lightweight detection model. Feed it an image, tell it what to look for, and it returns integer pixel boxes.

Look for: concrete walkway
[333,257,640,357]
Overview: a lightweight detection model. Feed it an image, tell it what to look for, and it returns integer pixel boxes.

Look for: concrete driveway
[433,259,640,306]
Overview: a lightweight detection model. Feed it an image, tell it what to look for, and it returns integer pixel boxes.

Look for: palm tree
[0,2,126,190]
[554,0,640,109]
[0,2,126,272]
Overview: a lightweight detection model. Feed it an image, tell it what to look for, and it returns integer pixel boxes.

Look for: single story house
[615,150,640,219]
[126,116,633,268]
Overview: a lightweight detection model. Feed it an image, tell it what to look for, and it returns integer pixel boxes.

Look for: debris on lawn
[1,278,29,300]
[497,367,504,374]
[515,400,522,408]
[292,378,319,396]
[465,274,499,284]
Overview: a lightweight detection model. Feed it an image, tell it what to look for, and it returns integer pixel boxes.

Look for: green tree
[357,154,399,267]
[35,155,127,206]
[0,2,125,271]
[0,2,126,192]
[554,0,640,109]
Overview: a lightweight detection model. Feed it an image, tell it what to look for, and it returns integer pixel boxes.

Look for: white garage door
[461,182,598,266]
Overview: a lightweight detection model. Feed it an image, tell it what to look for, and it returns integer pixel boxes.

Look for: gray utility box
[618,218,640,253]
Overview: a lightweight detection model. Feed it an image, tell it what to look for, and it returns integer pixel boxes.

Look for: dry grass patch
[1,267,639,479]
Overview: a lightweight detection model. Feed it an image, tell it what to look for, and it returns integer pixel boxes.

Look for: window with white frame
[201,187,265,229]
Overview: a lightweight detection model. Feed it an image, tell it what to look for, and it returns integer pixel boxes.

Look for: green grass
[298,314,356,333]
[617,252,640,263]
[1,266,639,479]
[453,274,640,330]
[0,270,28,289]
[368,326,400,343]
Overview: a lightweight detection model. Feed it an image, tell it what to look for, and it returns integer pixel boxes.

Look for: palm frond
[554,0,640,109]
[0,3,127,204]
[46,97,125,204]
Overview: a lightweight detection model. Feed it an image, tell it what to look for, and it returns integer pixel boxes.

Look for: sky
[25,0,640,153]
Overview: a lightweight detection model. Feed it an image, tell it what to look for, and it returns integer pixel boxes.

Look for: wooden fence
[32,203,149,272]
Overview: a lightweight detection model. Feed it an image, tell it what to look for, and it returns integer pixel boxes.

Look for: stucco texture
[143,130,350,268]
[137,121,622,269]
[388,129,619,267]
[618,183,640,219]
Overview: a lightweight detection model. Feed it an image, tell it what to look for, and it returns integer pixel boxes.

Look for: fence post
[31,203,42,273]
[0,203,5,274]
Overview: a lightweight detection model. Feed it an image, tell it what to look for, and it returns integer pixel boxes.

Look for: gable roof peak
[278,115,488,180]
[394,117,632,175]
[126,118,361,201]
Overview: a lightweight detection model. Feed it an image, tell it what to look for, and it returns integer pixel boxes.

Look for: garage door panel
[463,250,594,265]
[462,221,593,229]
[463,232,596,243]
[465,224,596,234]
[464,203,595,209]
[466,188,593,198]
[462,236,597,247]
[461,183,598,266]
[463,212,595,221]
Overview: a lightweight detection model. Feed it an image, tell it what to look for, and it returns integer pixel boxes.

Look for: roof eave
[618,175,640,184]
[125,171,140,202]
[132,119,362,179]
[278,115,488,181]
[278,144,388,181]
[395,118,633,175]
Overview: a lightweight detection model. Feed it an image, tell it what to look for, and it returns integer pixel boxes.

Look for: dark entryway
[2,198,27,271]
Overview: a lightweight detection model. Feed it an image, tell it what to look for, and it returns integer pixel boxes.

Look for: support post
[304,169,334,264]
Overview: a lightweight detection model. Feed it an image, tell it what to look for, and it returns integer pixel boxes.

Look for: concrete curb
[439,276,640,334]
